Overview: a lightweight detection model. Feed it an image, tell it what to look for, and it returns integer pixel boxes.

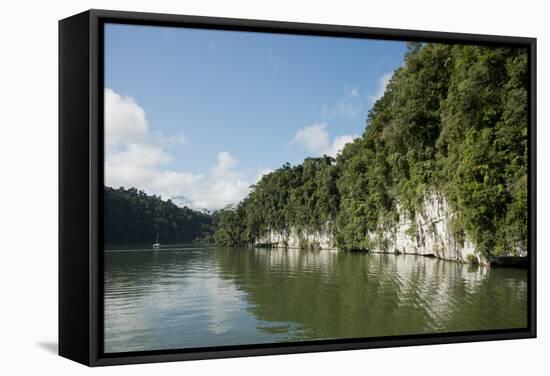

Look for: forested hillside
[213,156,339,247]
[104,187,218,244]
[214,43,528,260]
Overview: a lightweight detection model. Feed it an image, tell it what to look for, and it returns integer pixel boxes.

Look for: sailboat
[153,231,160,249]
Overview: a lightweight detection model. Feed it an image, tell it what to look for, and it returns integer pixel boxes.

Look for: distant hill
[104,186,218,245]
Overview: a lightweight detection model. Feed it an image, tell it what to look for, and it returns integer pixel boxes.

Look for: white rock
[255,224,337,250]
[366,193,476,262]
[254,192,526,264]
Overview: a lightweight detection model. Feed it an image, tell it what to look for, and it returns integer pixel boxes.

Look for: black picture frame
[59,8,537,367]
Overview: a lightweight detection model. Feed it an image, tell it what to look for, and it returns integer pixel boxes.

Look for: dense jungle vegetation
[213,43,528,259]
[104,186,218,244]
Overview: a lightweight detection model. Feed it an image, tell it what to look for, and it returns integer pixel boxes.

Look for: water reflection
[104,245,527,353]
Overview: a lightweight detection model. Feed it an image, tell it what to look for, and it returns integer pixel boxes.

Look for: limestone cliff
[255,225,337,250]
[254,192,527,264]
[366,193,476,262]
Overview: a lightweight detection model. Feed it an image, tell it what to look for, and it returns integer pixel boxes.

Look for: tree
[214,43,528,260]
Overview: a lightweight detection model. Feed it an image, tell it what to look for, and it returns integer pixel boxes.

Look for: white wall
[0,0,547,374]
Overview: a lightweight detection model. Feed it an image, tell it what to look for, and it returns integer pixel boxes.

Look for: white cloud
[105,140,201,203]
[105,87,361,210]
[291,123,330,154]
[104,89,148,150]
[369,72,393,103]
[190,151,251,210]
[214,151,237,173]
[104,88,254,210]
[327,135,356,157]
[153,130,187,147]
[254,168,273,184]
[321,86,364,119]
[290,123,357,158]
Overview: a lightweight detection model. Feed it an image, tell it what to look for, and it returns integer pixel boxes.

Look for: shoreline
[251,243,528,268]
[104,242,529,268]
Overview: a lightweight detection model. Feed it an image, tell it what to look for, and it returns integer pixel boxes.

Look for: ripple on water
[103,246,528,352]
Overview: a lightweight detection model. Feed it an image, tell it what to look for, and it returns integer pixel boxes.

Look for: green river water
[104,244,527,353]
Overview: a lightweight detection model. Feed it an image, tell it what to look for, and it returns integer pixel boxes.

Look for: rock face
[366,193,477,262]
[254,192,527,264]
[255,226,337,250]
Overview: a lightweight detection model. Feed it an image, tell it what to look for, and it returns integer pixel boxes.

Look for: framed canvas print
[59,9,536,366]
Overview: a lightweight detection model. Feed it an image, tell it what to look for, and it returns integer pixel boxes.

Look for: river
[104,244,527,353]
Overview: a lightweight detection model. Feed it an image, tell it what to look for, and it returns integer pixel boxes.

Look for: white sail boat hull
[153,232,160,248]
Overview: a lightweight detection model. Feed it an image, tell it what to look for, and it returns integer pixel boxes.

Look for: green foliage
[335,44,528,258]
[467,254,479,265]
[437,46,528,257]
[212,204,249,247]
[217,43,528,260]
[104,186,216,244]
[214,156,339,247]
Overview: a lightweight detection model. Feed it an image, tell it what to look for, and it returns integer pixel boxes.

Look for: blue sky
[104,23,406,210]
